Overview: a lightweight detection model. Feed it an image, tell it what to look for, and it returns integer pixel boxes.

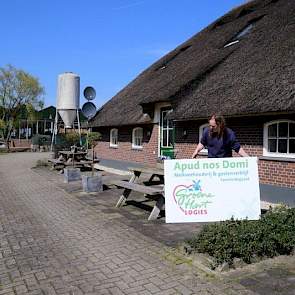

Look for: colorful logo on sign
[173,179,214,216]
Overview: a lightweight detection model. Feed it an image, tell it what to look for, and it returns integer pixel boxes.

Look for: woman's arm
[238,147,249,157]
[192,143,204,158]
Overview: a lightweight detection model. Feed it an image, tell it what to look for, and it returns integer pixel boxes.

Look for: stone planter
[82,173,103,193]
[64,167,81,183]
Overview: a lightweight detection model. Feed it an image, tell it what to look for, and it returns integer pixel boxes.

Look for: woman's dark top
[201,127,241,158]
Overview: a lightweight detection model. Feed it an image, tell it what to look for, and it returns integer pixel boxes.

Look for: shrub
[187,207,295,267]
[53,133,87,148]
[64,133,80,146]
[31,134,51,145]
[87,132,101,148]
[34,159,49,167]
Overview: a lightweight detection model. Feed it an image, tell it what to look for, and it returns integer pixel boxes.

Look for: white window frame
[160,109,174,148]
[110,128,118,147]
[199,123,209,155]
[132,127,143,149]
[263,120,295,158]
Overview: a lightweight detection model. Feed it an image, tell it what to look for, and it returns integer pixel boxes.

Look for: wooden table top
[59,151,87,156]
[128,166,164,176]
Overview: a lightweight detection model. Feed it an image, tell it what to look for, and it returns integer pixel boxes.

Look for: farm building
[89,0,295,199]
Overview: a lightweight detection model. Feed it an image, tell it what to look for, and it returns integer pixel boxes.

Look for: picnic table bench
[111,180,164,196]
[112,166,165,220]
[48,151,99,170]
[48,157,66,169]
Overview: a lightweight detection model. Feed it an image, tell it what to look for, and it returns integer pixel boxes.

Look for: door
[160,107,175,159]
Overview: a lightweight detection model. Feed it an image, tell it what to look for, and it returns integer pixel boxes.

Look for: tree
[0,65,44,145]
[87,131,102,149]
[87,131,102,175]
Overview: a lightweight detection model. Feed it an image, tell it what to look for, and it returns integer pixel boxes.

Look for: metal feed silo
[56,72,80,128]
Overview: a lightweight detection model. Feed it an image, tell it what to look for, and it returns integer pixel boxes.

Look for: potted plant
[63,132,82,183]
[82,132,102,192]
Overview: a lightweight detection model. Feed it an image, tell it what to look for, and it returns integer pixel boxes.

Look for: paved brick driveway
[0,153,293,295]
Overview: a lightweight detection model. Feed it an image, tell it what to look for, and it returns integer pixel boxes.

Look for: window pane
[168,129,173,146]
[289,123,295,137]
[163,131,167,147]
[135,129,141,137]
[111,130,117,145]
[236,23,253,39]
[289,139,295,153]
[268,139,277,152]
[279,122,288,137]
[133,128,143,146]
[268,124,277,137]
[278,139,287,153]
[136,137,141,146]
[162,112,167,128]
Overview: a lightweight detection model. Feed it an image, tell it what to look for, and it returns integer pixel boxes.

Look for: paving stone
[0,288,14,295]
[0,153,294,295]
[14,284,28,294]
[143,282,161,293]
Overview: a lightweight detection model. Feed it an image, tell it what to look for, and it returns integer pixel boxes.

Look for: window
[161,109,173,148]
[199,123,209,155]
[223,15,264,48]
[110,128,118,147]
[132,127,143,149]
[263,120,295,158]
[155,45,191,71]
[224,23,254,47]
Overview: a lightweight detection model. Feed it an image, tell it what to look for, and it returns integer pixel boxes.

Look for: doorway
[160,107,174,159]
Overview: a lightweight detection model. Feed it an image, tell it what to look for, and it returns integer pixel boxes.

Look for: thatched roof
[90,0,295,127]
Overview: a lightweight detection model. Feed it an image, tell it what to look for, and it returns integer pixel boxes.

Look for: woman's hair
[209,113,226,138]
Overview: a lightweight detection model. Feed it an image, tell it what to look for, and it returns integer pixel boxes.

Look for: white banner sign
[164,157,260,223]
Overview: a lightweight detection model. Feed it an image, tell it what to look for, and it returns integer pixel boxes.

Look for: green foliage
[34,159,49,167]
[0,64,44,141]
[187,207,295,267]
[87,131,101,147]
[26,103,40,121]
[0,119,4,130]
[31,134,52,146]
[63,133,80,145]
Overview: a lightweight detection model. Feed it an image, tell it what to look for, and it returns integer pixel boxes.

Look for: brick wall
[93,114,295,188]
[93,124,159,166]
[174,116,295,188]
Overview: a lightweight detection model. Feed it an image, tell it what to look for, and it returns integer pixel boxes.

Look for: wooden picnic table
[48,150,99,170]
[59,150,88,163]
[113,166,165,220]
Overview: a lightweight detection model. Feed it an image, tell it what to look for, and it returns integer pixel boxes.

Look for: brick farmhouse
[89,0,295,199]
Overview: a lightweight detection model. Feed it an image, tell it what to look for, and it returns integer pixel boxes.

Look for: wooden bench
[48,158,65,169]
[48,158,100,170]
[127,166,164,183]
[111,180,165,220]
[85,156,100,163]
[111,180,164,195]
[76,160,96,167]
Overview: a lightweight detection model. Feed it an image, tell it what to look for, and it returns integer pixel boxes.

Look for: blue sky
[1,0,245,109]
